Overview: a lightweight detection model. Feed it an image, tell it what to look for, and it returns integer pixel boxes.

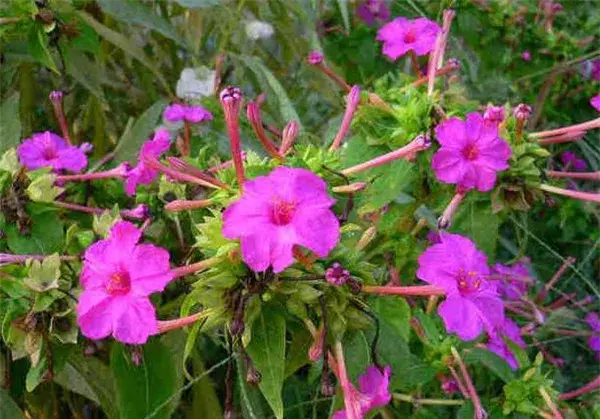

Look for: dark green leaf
[0,93,21,153]
[172,0,221,7]
[111,338,182,419]
[343,331,371,382]
[452,198,500,257]
[335,0,350,33]
[6,207,64,254]
[364,160,416,210]
[370,296,411,342]
[246,305,286,419]
[113,99,168,164]
[464,347,516,383]
[54,363,100,404]
[98,0,186,46]
[26,343,73,391]
[65,47,106,103]
[0,388,24,419]
[27,24,59,74]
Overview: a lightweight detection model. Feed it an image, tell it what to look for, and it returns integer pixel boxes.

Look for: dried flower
[17,131,87,173]
[222,167,340,273]
[513,103,532,121]
[377,17,441,59]
[432,112,511,192]
[77,221,173,344]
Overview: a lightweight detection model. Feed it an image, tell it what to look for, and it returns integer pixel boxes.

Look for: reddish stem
[171,256,223,279]
[362,285,445,296]
[558,376,600,400]
[545,171,600,181]
[530,118,600,139]
[537,130,585,145]
[540,184,600,203]
[156,312,205,334]
[164,199,213,212]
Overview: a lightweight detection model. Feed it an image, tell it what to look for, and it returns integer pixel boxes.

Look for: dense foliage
[0,1,599,418]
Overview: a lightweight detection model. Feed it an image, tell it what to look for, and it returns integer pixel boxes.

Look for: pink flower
[483,105,506,125]
[377,17,441,59]
[76,221,173,344]
[592,60,600,80]
[124,128,171,196]
[307,50,324,65]
[485,318,526,370]
[417,233,504,340]
[357,0,390,26]
[513,104,532,121]
[521,50,532,61]
[432,112,511,192]
[222,167,340,273]
[333,365,392,419]
[439,375,460,395]
[17,131,88,173]
[326,262,350,285]
[591,94,600,112]
[585,312,600,353]
[163,103,213,124]
[492,259,533,300]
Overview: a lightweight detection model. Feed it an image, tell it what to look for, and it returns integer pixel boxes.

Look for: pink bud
[307,51,324,65]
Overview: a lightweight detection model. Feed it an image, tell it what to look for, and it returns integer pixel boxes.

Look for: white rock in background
[176,67,216,100]
[245,19,274,40]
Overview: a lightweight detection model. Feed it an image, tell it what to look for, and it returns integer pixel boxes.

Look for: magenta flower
[591,94,600,112]
[439,375,460,395]
[377,17,441,59]
[222,167,340,273]
[585,312,600,354]
[432,112,511,192]
[560,151,587,171]
[483,105,506,125]
[417,233,504,340]
[486,318,526,370]
[513,104,532,121]
[492,260,533,301]
[307,50,324,65]
[77,221,173,344]
[592,60,600,80]
[17,131,88,173]
[163,103,213,124]
[333,365,392,419]
[326,262,350,285]
[357,0,390,26]
[521,50,532,61]
[124,128,171,196]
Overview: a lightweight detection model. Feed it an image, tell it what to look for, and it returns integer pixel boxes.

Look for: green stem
[392,393,465,406]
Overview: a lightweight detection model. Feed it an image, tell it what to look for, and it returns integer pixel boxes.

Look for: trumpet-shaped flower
[77,221,173,344]
[432,112,511,192]
[417,233,504,340]
[377,17,440,59]
[222,167,340,273]
[124,128,171,196]
[485,318,526,369]
[333,365,392,419]
[17,131,87,173]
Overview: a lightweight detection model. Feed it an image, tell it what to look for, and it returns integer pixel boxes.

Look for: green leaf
[0,149,19,175]
[0,94,21,153]
[68,351,118,419]
[0,388,24,419]
[24,254,61,292]
[27,24,59,74]
[76,11,171,93]
[370,296,411,342]
[452,198,500,257]
[172,0,221,7]
[190,350,223,418]
[113,99,168,164]
[335,0,350,33]
[111,338,182,419]
[363,160,416,210]
[26,172,62,203]
[26,343,73,391]
[246,305,286,419]
[456,401,475,419]
[464,347,516,383]
[6,207,64,254]
[236,55,302,127]
[65,47,106,103]
[53,363,100,405]
[343,331,371,382]
[98,0,186,46]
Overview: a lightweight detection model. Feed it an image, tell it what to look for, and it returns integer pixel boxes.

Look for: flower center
[42,147,57,160]
[456,269,482,295]
[106,271,131,295]
[403,30,416,43]
[271,199,296,226]
[462,144,479,160]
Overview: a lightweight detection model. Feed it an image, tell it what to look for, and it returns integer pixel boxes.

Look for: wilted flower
[333,365,392,419]
[521,50,532,61]
[485,318,526,369]
[325,262,350,285]
[77,221,173,344]
[492,259,533,300]
[585,312,600,356]
[591,94,600,112]
[439,375,460,395]
[592,60,600,80]
[432,112,511,192]
[357,0,390,26]
[560,151,587,171]
[483,105,506,125]
[17,131,88,173]
[222,167,340,273]
[307,50,324,65]
[176,67,216,100]
[377,17,441,59]
[513,104,532,121]
[245,19,274,40]
[417,233,504,340]
[163,103,213,124]
[124,128,171,196]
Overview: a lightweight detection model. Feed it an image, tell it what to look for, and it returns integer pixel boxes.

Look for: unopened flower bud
[447,57,461,69]
[325,262,350,285]
[357,226,377,250]
[483,105,505,125]
[280,120,299,154]
[513,103,532,121]
[121,204,149,220]
[79,142,94,154]
[49,90,64,103]
[307,51,324,65]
